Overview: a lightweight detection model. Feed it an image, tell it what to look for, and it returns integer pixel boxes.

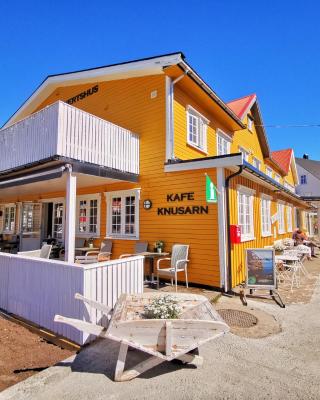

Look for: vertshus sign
[157,192,209,215]
[66,85,99,105]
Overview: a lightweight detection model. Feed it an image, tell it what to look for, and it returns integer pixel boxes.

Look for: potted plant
[154,240,164,253]
[87,237,95,249]
[144,295,181,319]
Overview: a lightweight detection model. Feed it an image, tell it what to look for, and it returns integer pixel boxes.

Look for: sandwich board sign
[206,175,217,203]
[243,248,285,308]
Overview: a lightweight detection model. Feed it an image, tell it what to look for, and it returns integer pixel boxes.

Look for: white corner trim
[164,154,243,173]
[165,76,173,161]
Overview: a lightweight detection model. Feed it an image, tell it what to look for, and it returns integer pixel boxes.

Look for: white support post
[317,206,320,241]
[65,167,76,263]
[217,167,228,292]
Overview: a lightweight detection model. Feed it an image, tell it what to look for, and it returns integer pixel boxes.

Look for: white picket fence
[0,101,140,174]
[0,253,144,344]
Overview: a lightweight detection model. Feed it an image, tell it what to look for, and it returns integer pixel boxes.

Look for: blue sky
[1,0,319,158]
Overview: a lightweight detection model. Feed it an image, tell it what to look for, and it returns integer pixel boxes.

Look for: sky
[0,0,319,158]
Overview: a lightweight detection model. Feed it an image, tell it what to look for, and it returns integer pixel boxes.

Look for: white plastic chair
[18,244,52,259]
[156,244,189,292]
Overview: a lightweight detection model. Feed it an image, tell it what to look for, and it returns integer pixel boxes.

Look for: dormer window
[186,106,209,153]
[247,116,254,132]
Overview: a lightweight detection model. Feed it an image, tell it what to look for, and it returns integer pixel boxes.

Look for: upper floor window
[186,106,209,153]
[266,167,273,178]
[252,157,261,170]
[247,116,254,132]
[4,205,15,233]
[76,195,100,236]
[239,146,250,161]
[106,189,140,239]
[217,130,231,156]
[300,175,307,185]
[274,174,281,183]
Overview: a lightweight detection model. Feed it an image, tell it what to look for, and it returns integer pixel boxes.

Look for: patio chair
[75,239,113,264]
[156,244,189,292]
[18,244,52,259]
[119,241,148,258]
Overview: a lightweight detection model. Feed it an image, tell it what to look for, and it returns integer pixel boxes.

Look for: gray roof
[296,157,320,180]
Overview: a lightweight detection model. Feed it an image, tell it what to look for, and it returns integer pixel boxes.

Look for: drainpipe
[225,165,244,292]
[168,71,189,160]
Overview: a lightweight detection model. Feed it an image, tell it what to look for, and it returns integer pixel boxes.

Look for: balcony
[0,101,139,175]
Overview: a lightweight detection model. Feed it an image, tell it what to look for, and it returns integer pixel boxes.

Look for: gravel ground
[1,276,319,400]
[0,315,74,392]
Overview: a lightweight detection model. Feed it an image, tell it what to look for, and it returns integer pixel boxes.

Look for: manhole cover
[218,309,258,328]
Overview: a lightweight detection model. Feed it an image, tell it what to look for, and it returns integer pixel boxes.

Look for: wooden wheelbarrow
[54,292,229,382]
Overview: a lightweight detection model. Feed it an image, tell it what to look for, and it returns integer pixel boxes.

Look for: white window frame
[239,146,250,161]
[247,115,254,132]
[274,173,281,183]
[217,129,232,156]
[284,181,295,193]
[300,175,307,185]
[260,194,272,237]
[186,105,209,153]
[3,204,16,233]
[266,167,273,178]
[237,185,255,242]
[287,205,293,232]
[252,157,261,170]
[105,189,140,239]
[76,194,101,237]
[21,203,38,234]
[277,202,285,234]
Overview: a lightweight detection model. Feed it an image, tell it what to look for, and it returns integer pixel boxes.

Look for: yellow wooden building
[0,52,310,291]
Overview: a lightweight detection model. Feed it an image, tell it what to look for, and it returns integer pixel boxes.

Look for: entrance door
[41,201,65,243]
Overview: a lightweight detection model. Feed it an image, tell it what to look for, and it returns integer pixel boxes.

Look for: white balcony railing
[0,101,139,175]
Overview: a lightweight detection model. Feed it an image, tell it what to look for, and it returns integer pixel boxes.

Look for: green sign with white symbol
[206,174,217,203]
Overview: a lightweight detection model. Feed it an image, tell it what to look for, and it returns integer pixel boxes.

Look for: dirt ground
[0,315,75,392]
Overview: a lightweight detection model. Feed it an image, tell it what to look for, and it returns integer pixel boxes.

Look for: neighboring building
[296,155,320,237]
[0,52,310,292]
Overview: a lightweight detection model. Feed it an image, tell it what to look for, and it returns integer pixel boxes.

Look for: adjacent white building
[296,155,320,237]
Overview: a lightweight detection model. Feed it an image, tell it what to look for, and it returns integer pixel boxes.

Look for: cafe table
[139,251,170,285]
[75,246,100,255]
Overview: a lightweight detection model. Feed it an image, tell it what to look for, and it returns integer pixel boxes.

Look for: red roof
[227,94,256,119]
[271,149,293,174]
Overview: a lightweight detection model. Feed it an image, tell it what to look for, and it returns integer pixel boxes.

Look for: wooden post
[65,166,76,263]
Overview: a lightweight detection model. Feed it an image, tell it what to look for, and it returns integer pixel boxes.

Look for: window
[237,186,255,241]
[186,106,209,152]
[252,157,261,170]
[247,116,254,132]
[106,190,139,238]
[217,130,231,156]
[287,206,293,232]
[274,174,281,183]
[261,196,271,237]
[266,167,273,178]
[300,175,307,184]
[4,205,15,232]
[22,204,34,233]
[53,202,64,240]
[76,195,100,236]
[239,146,250,161]
[277,203,285,234]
